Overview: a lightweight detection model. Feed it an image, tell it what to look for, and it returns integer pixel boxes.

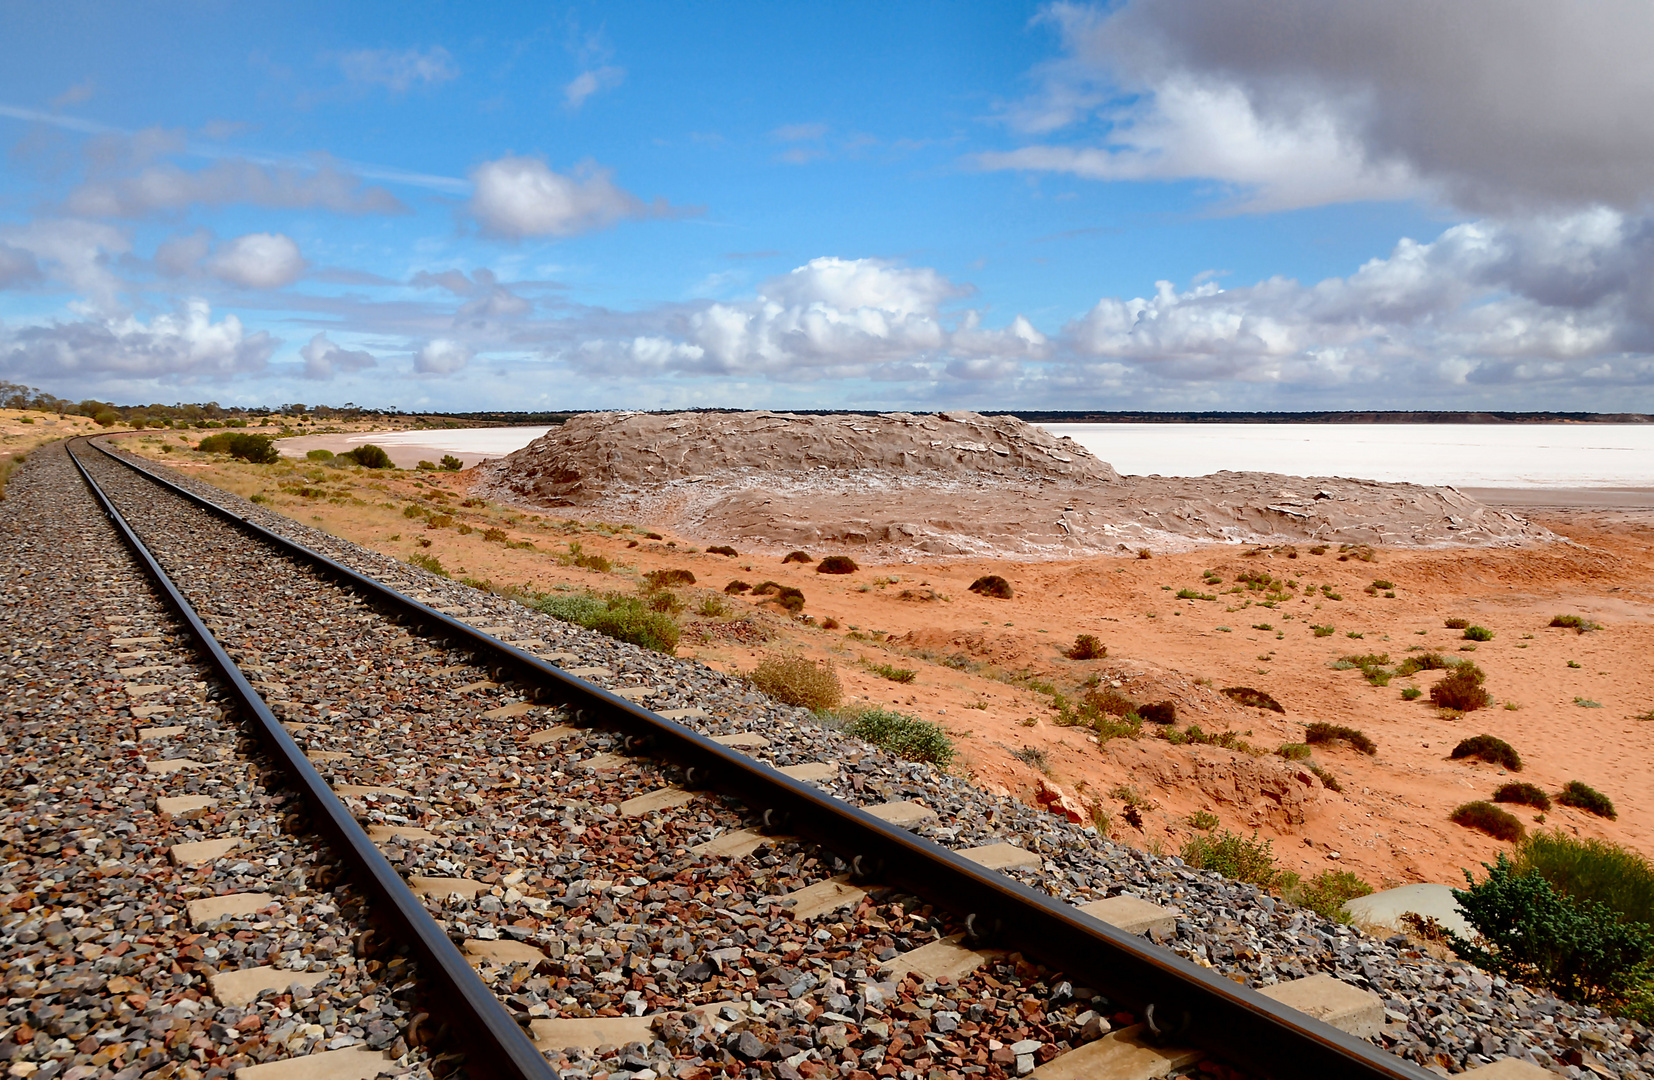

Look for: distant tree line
[0,381,408,430]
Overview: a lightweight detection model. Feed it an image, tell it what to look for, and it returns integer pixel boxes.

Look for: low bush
[1221,686,1284,713]
[1395,652,1451,676]
[782,550,814,564]
[1180,830,1281,888]
[1444,617,1470,629]
[1012,746,1052,774]
[751,580,806,613]
[1451,801,1525,842]
[695,594,732,618]
[1066,634,1106,660]
[341,443,392,468]
[408,552,449,577]
[482,527,507,543]
[1282,870,1373,922]
[1156,724,1255,753]
[816,555,859,574]
[1276,742,1311,761]
[1188,810,1220,831]
[537,592,680,653]
[644,568,696,589]
[968,574,1014,598]
[724,579,752,594]
[1451,734,1522,771]
[559,541,612,573]
[1311,624,1335,637]
[1138,700,1177,725]
[647,590,685,614]
[1494,782,1552,810]
[1463,625,1495,642]
[1401,686,1422,700]
[440,454,463,471]
[1305,722,1376,755]
[1432,662,1492,712]
[197,432,280,463]
[842,706,955,766]
[1451,854,1653,1005]
[750,654,841,709]
[305,448,334,461]
[1550,614,1601,634]
[1337,652,1393,686]
[1557,781,1617,820]
[1517,831,1654,927]
[416,460,436,471]
[1310,764,1342,792]
[707,545,738,557]
[869,662,916,683]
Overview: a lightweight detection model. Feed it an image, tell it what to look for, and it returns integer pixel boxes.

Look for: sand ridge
[480,410,1554,558]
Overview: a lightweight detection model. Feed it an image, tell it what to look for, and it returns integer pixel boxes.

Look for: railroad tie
[777,760,839,783]
[206,965,328,1007]
[1075,895,1177,937]
[232,1047,395,1080]
[169,837,242,865]
[156,794,217,818]
[130,703,175,718]
[145,756,209,775]
[524,723,580,745]
[779,876,868,919]
[619,786,699,816]
[690,828,794,858]
[1027,1024,1202,1080]
[1461,1060,1553,1078]
[136,724,187,740]
[365,824,439,843]
[711,731,770,749]
[865,799,938,829]
[879,933,1004,981]
[186,892,278,927]
[483,700,539,719]
[1257,973,1384,1038]
[657,707,707,721]
[960,841,1043,871]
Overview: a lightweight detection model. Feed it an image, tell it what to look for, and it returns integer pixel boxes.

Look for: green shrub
[197,432,279,463]
[1549,614,1600,634]
[1432,662,1492,711]
[724,579,752,594]
[968,575,1013,599]
[341,443,392,468]
[1311,624,1334,637]
[843,707,955,767]
[559,541,612,573]
[1494,782,1551,810]
[751,580,805,613]
[1176,588,1217,600]
[1401,686,1422,700]
[869,662,916,684]
[1451,801,1525,842]
[440,454,463,471]
[1337,652,1392,686]
[750,654,841,709]
[1221,686,1284,713]
[1066,633,1106,660]
[782,550,813,564]
[1180,830,1281,888]
[1557,781,1616,819]
[1276,742,1311,761]
[1451,854,1654,1005]
[416,459,436,471]
[1463,625,1495,641]
[644,568,696,589]
[1451,734,1521,771]
[695,594,732,618]
[408,552,449,578]
[1188,810,1220,831]
[646,589,685,614]
[1309,764,1342,791]
[306,448,335,461]
[1282,870,1373,922]
[1304,722,1376,755]
[1517,831,1654,927]
[1138,700,1177,725]
[1395,652,1451,675]
[816,555,859,574]
[1444,617,1470,629]
[537,592,680,654]
[707,545,738,557]
[1156,724,1254,753]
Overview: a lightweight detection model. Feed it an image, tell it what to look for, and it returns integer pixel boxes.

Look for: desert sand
[114,415,1654,896]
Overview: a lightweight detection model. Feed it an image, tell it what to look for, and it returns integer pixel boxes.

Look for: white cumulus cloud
[414,338,471,375]
[210,233,306,289]
[299,333,378,380]
[0,298,276,379]
[468,155,669,239]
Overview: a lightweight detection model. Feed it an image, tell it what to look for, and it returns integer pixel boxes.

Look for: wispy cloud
[563,66,625,110]
[50,79,95,109]
[336,46,459,93]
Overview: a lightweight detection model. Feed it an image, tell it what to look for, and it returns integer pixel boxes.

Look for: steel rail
[68,438,562,1080]
[87,436,1439,1080]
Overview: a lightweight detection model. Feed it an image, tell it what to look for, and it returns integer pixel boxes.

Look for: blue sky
[2,1,1653,412]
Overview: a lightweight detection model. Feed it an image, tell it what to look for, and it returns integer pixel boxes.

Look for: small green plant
[707,545,738,557]
[1549,614,1600,634]
[1557,781,1616,819]
[1463,625,1495,642]
[1012,745,1052,774]
[751,580,806,613]
[1451,734,1522,771]
[1187,810,1220,831]
[1517,830,1654,927]
[416,459,436,470]
[1311,624,1334,637]
[408,552,449,578]
[644,568,697,589]
[1401,686,1422,701]
[560,541,613,573]
[537,592,680,653]
[1444,617,1470,629]
[340,443,392,468]
[1568,660,1582,668]
[695,594,732,618]
[1066,634,1106,660]
[816,555,859,574]
[305,448,335,461]
[1304,722,1376,755]
[481,526,508,543]
[750,654,841,709]
[1573,697,1603,708]
[1251,623,1273,631]
[968,574,1013,599]
[1276,742,1311,761]
[724,579,752,594]
[1371,580,1394,590]
[1309,764,1342,791]
[782,550,814,564]
[1431,661,1492,712]
[1180,830,1280,888]
[1282,870,1373,922]
[1395,652,1450,676]
[1452,801,1525,841]
[1176,588,1217,601]
[440,454,463,471]
[843,707,955,767]
[1336,653,1392,686]
[869,662,916,684]
[1493,782,1552,811]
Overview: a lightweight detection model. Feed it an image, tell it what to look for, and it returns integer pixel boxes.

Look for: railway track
[0,435,1603,1079]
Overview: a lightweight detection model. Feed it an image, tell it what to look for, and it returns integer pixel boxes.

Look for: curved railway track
[0,434,1580,1080]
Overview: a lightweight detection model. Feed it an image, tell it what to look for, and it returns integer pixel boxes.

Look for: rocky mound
[483,410,1118,504]
[478,411,1553,557]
